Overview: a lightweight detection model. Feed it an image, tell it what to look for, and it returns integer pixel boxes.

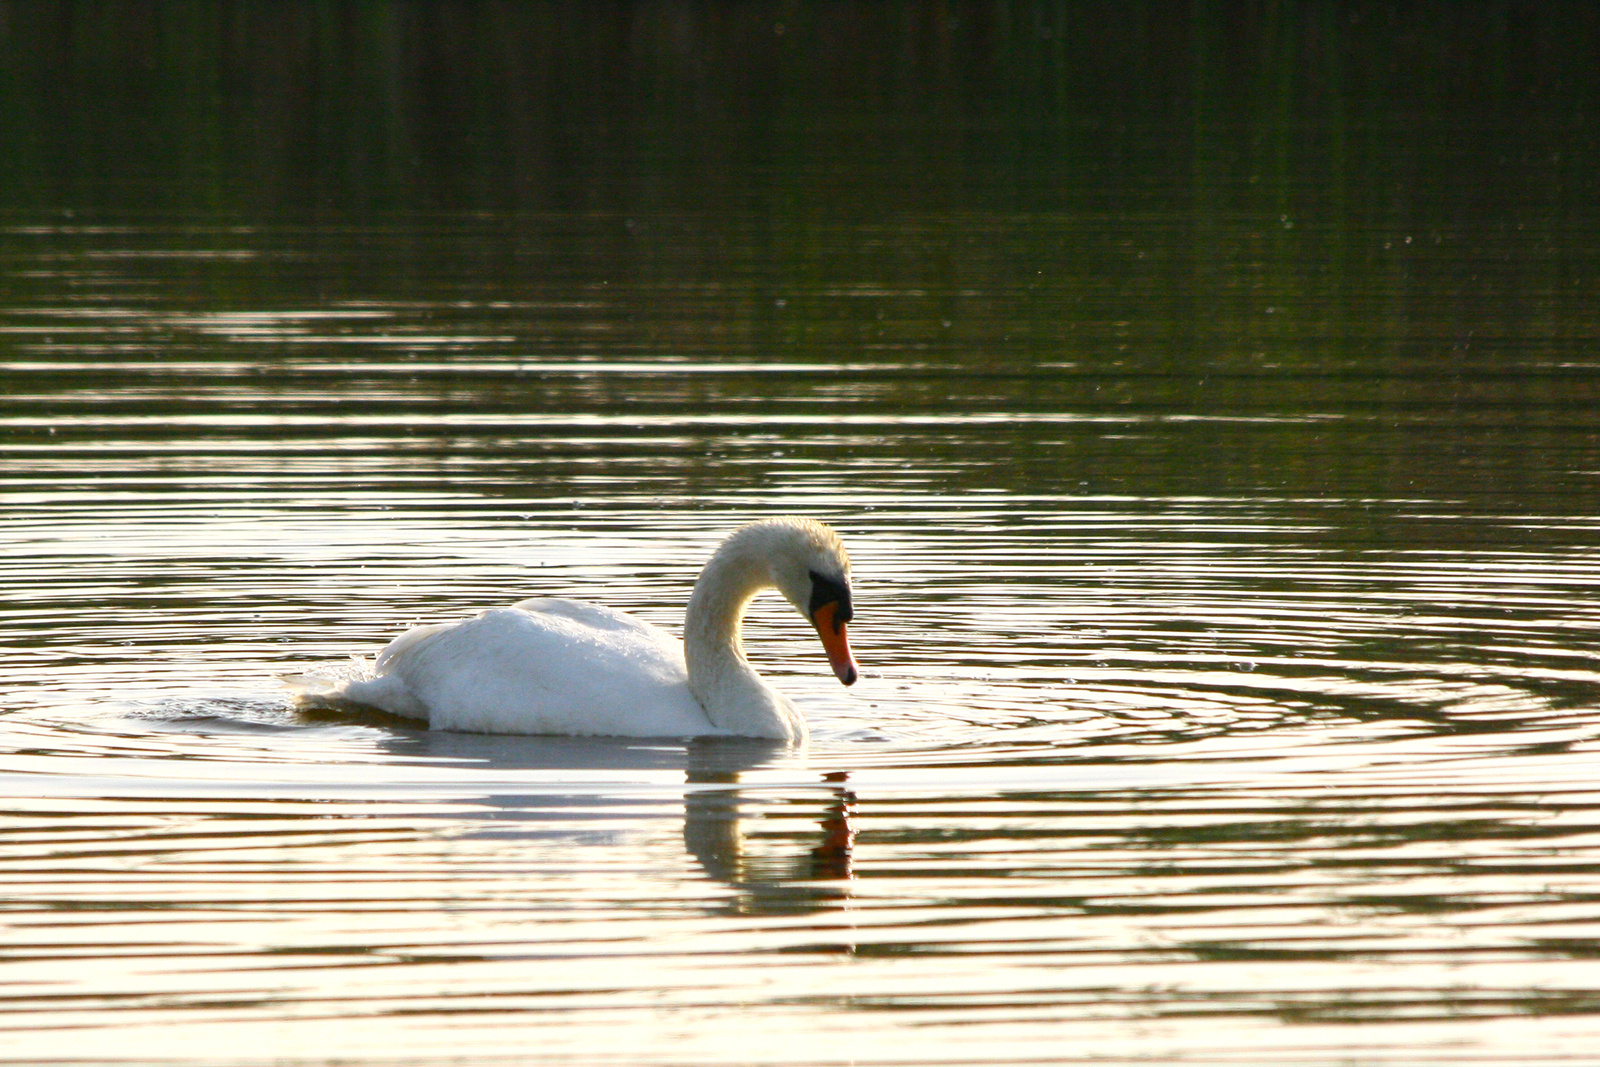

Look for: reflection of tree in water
[685,739,855,917]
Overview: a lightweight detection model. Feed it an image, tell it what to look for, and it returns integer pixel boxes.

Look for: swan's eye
[808,570,853,626]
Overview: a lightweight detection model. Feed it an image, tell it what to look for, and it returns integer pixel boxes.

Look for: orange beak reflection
[810,601,859,686]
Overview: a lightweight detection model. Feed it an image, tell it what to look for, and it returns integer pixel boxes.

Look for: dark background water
[6,2,1598,507]
[4,5,1600,1066]
[5,1,1597,217]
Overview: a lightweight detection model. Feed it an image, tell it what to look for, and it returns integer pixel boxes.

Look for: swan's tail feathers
[279,656,376,709]
[280,657,431,722]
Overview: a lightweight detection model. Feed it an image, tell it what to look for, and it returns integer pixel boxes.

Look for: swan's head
[747,518,860,687]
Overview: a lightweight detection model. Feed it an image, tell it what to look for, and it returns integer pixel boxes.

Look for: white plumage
[289,518,859,742]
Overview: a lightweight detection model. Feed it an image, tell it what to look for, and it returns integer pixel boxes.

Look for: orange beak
[811,601,859,686]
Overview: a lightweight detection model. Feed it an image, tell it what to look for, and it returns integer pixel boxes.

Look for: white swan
[297,518,858,742]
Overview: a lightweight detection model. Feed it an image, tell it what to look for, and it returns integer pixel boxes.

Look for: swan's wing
[375,621,453,670]
[510,597,671,642]
[370,603,712,737]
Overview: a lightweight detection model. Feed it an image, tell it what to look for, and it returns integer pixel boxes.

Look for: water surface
[3,206,1599,1067]
[5,8,1600,1063]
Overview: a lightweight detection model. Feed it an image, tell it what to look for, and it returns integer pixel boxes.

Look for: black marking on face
[808,570,853,631]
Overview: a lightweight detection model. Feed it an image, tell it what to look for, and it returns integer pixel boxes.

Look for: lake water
[5,8,1600,1066]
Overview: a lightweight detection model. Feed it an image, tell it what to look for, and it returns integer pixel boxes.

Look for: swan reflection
[379,730,855,916]
[685,741,854,914]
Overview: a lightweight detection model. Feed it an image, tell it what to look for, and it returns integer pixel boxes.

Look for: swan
[296,517,858,742]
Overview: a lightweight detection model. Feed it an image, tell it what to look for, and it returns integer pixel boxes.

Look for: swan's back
[341,598,714,736]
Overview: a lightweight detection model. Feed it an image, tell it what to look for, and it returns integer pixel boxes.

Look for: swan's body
[297,518,858,742]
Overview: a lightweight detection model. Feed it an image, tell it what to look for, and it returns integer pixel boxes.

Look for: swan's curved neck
[683,533,805,742]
